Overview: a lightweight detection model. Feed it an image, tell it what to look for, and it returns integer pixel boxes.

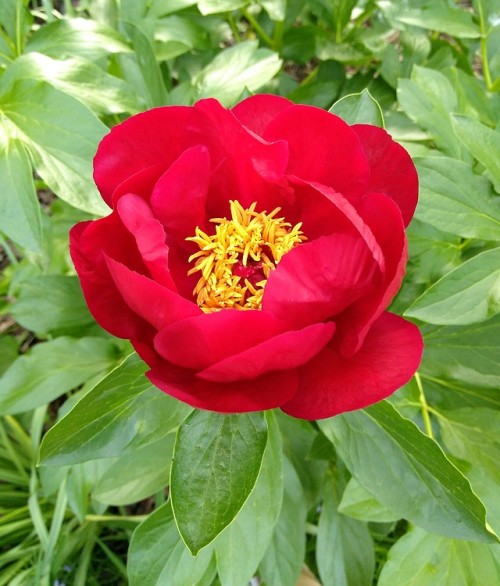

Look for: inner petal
[186,200,306,312]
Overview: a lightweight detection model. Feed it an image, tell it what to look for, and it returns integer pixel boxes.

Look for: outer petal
[338,193,407,356]
[150,145,210,248]
[281,313,423,420]
[69,216,150,340]
[105,256,200,331]
[263,234,381,329]
[232,94,294,136]
[353,124,419,226]
[198,321,335,382]
[117,193,176,289]
[154,310,288,371]
[263,105,370,199]
[147,362,298,413]
[94,106,204,205]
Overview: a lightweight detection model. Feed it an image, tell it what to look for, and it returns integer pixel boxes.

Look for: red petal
[353,125,418,227]
[150,145,210,248]
[281,313,423,420]
[111,163,165,207]
[232,94,294,136]
[147,361,298,413]
[70,218,150,340]
[93,106,204,206]
[194,98,289,215]
[154,310,287,370]
[263,234,381,328]
[338,193,407,356]
[263,105,370,199]
[198,321,335,382]
[105,256,200,330]
[117,193,176,290]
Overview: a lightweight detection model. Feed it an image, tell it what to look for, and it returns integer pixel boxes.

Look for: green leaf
[319,401,495,543]
[38,354,191,466]
[118,22,169,108]
[277,412,327,509]
[154,15,209,61]
[197,0,247,14]
[0,79,109,215]
[214,411,283,586]
[329,89,384,127]
[194,40,282,106]
[338,478,399,523]
[258,0,286,21]
[397,67,464,158]
[414,156,500,240]
[378,527,500,586]
[11,275,96,336]
[317,469,374,586]
[128,501,216,586]
[0,134,42,253]
[393,2,480,38]
[25,17,131,61]
[406,248,500,324]
[0,337,120,415]
[452,115,500,192]
[93,435,175,506]
[438,407,500,485]
[3,52,144,115]
[259,457,307,586]
[170,410,268,554]
[422,316,500,389]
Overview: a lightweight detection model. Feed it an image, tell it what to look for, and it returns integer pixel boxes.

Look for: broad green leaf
[259,458,307,586]
[0,79,109,215]
[258,0,286,21]
[406,248,500,325]
[170,410,268,554]
[11,275,96,336]
[93,435,175,505]
[338,478,399,523]
[2,52,144,115]
[397,67,464,158]
[0,337,120,415]
[445,67,497,127]
[197,0,247,14]
[378,527,500,586]
[0,134,42,253]
[154,15,209,61]
[118,22,169,108]
[419,373,500,412]
[277,412,327,509]
[0,336,18,377]
[25,17,131,61]
[317,469,374,586]
[438,408,500,485]
[329,89,384,126]
[194,40,282,106]
[422,316,500,389]
[393,2,479,38]
[148,0,198,17]
[452,115,500,192]
[128,501,216,586]
[414,157,500,240]
[39,354,191,466]
[319,401,495,543]
[215,411,283,586]
[0,0,30,58]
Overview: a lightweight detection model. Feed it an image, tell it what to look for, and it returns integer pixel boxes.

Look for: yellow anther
[186,200,306,312]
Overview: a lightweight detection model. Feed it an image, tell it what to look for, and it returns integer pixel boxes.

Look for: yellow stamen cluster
[186,200,306,312]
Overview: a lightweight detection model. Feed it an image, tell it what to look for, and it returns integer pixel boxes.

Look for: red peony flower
[70,95,423,420]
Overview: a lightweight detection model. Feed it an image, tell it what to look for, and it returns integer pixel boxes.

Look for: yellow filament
[186,200,306,312]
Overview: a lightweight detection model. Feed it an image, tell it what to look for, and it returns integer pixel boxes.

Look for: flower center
[186,200,306,312]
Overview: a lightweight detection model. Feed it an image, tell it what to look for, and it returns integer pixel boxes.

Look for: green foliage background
[0,0,499,584]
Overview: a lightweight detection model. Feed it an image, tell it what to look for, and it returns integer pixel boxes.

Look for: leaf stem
[415,372,434,439]
[226,12,241,43]
[476,1,493,90]
[84,514,148,523]
[242,8,273,47]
